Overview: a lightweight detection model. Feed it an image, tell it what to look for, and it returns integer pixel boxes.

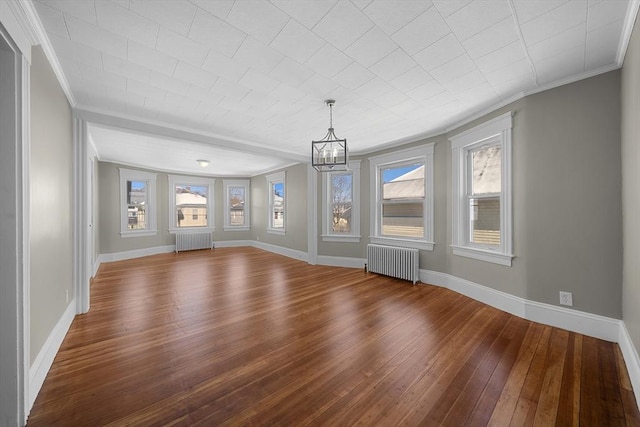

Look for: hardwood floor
[28,247,639,426]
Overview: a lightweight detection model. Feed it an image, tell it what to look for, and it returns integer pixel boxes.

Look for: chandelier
[311,100,348,172]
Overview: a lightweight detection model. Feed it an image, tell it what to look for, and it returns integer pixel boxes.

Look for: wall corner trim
[28,299,76,412]
[619,321,640,409]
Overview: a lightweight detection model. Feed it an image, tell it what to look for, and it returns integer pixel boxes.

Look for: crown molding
[617,0,640,67]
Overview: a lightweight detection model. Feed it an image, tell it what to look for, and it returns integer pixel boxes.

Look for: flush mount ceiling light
[312,99,348,172]
[197,159,210,167]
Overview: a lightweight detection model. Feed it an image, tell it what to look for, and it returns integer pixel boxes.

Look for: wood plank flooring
[27,247,639,426]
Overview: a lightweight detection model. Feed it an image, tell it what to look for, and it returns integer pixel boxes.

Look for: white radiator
[367,244,419,284]
[175,232,212,253]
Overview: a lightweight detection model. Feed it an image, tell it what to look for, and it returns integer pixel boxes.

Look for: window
[119,168,157,237]
[369,145,434,250]
[450,112,513,266]
[223,179,250,231]
[322,161,360,242]
[266,171,285,234]
[168,175,215,233]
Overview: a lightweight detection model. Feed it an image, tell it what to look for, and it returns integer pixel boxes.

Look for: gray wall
[622,14,640,354]
[29,46,74,364]
[251,163,308,253]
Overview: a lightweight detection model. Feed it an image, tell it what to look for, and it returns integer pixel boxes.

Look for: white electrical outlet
[559,291,573,306]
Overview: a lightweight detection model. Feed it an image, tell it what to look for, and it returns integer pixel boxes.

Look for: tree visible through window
[331,173,352,233]
[469,144,501,246]
[229,186,245,226]
[127,180,147,230]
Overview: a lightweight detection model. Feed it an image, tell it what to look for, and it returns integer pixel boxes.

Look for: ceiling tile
[102,53,151,82]
[148,71,190,96]
[233,37,285,74]
[33,1,69,38]
[412,33,465,71]
[430,54,476,84]
[210,77,251,100]
[407,79,445,101]
[173,61,217,90]
[391,7,450,55]
[313,1,374,50]
[354,77,394,100]
[127,78,167,101]
[432,1,472,18]
[345,27,398,68]
[129,0,197,35]
[442,69,487,94]
[585,19,623,69]
[48,34,103,68]
[521,1,588,46]
[333,62,375,90]
[304,43,352,78]
[189,0,234,20]
[95,1,159,48]
[78,63,127,91]
[127,41,178,76]
[351,0,374,10]
[483,58,533,86]
[156,26,209,66]
[202,51,249,83]
[461,17,519,60]
[239,69,281,94]
[389,66,433,93]
[296,74,339,97]
[369,49,416,81]
[185,86,224,105]
[363,0,432,35]
[270,0,337,29]
[188,8,247,58]
[475,41,526,75]
[270,84,306,102]
[535,45,585,83]
[37,0,97,24]
[270,20,326,63]
[587,0,628,32]
[445,0,511,41]
[527,23,585,62]
[65,15,128,58]
[512,0,569,25]
[226,1,290,44]
[269,58,315,87]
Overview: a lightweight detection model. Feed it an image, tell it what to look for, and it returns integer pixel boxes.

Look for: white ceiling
[33,0,635,176]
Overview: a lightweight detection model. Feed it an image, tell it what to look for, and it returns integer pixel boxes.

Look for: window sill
[169,227,214,234]
[321,234,361,243]
[223,226,250,232]
[370,236,434,251]
[267,228,286,236]
[120,230,158,238]
[451,245,513,266]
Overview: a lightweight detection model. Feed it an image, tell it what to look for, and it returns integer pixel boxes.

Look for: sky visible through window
[382,164,421,183]
[273,182,284,197]
[131,180,146,191]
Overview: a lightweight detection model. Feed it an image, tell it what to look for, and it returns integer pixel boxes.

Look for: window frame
[450,111,513,266]
[119,168,157,238]
[223,179,250,231]
[369,144,434,251]
[321,160,361,242]
[167,174,215,234]
[266,171,286,235]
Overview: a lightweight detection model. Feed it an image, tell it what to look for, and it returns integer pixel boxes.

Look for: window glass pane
[382,164,424,199]
[331,173,352,233]
[229,186,246,226]
[469,197,500,245]
[127,180,147,230]
[271,182,284,228]
[382,203,424,237]
[175,185,208,228]
[472,145,501,195]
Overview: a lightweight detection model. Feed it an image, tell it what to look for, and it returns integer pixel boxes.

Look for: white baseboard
[213,240,253,248]
[29,299,76,410]
[252,241,308,262]
[97,245,175,264]
[420,269,620,342]
[317,255,366,269]
[92,259,100,277]
[619,322,640,409]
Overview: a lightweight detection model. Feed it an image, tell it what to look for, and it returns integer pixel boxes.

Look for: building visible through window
[381,163,425,238]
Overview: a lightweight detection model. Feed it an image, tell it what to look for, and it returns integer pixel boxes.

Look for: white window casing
[167,174,215,234]
[321,160,361,242]
[223,179,250,231]
[450,111,514,266]
[119,168,157,237]
[266,171,286,235]
[369,144,435,251]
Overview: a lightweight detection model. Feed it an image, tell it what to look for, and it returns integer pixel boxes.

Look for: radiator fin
[367,244,419,284]
[175,232,212,253]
